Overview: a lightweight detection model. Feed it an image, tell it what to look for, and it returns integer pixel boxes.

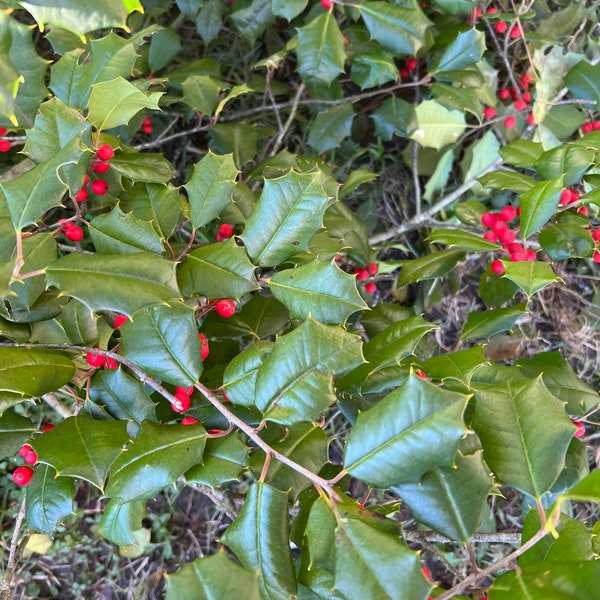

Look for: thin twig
[267,83,306,158]
[403,530,522,544]
[0,494,28,600]
[42,393,74,419]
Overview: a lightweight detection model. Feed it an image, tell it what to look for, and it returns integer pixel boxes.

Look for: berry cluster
[59,218,85,242]
[141,117,153,135]
[354,262,378,294]
[0,127,11,152]
[172,385,193,413]
[73,144,115,203]
[485,72,534,129]
[481,206,536,275]
[10,425,54,487]
[86,349,119,369]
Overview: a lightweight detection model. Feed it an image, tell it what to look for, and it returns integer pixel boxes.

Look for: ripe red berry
[483,231,498,242]
[578,206,589,216]
[86,351,106,368]
[114,314,128,329]
[364,282,376,294]
[510,248,527,262]
[510,25,521,38]
[481,212,495,227]
[175,386,193,396]
[499,229,516,244]
[0,139,11,152]
[526,113,535,126]
[65,225,84,242]
[507,242,522,255]
[199,333,210,360]
[520,74,531,88]
[500,206,517,222]
[41,424,54,432]
[217,223,234,240]
[215,299,236,318]
[172,392,191,413]
[491,220,508,235]
[74,187,88,202]
[524,249,536,261]
[321,0,332,8]
[13,466,34,487]
[483,106,496,119]
[142,118,153,134]
[498,88,511,101]
[406,58,418,71]
[91,161,110,174]
[24,449,38,465]
[592,230,600,243]
[415,370,428,379]
[504,116,517,129]
[559,189,573,205]
[491,259,505,275]
[522,91,531,103]
[495,21,507,34]
[593,121,600,130]
[96,144,114,161]
[355,268,369,280]
[573,421,585,438]
[514,99,527,111]
[105,357,119,369]
[582,122,594,134]
[18,444,33,458]
[91,179,109,195]
[593,250,600,263]
[0,127,6,136]
[367,262,378,276]
[181,416,198,425]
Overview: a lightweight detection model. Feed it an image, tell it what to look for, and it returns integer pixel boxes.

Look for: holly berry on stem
[364,282,376,294]
[181,416,198,425]
[504,116,517,129]
[74,187,88,202]
[96,144,114,161]
[216,223,234,241]
[13,465,34,487]
[500,205,516,222]
[142,117,153,134]
[573,421,585,438]
[114,314,128,329]
[491,259,505,275]
[172,392,191,413]
[215,299,236,318]
[320,0,332,9]
[199,333,210,360]
[0,139,11,152]
[495,21,507,34]
[483,106,496,119]
[18,444,33,458]
[86,350,106,368]
[91,179,109,195]
[105,357,119,369]
[24,449,38,465]
[65,225,84,242]
[91,161,110,174]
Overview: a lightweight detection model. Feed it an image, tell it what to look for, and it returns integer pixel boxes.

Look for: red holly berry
[415,370,428,379]
[24,449,38,465]
[406,58,418,71]
[105,357,119,369]
[492,220,508,236]
[114,314,128,329]
[524,249,536,261]
[74,187,88,202]
[491,259,505,275]
[217,223,234,240]
[559,189,573,205]
[199,333,210,360]
[483,106,496,119]
[364,282,376,294]
[215,299,236,318]
[498,88,511,101]
[593,250,600,263]
[507,242,523,255]
[12,466,34,487]
[593,121,600,130]
[582,122,594,134]
[495,21,507,33]
[0,127,6,136]
[483,231,498,242]
[526,113,536,126]
[520,74,531,88]
[504,116,517,129]
[499,229,516,244]
[96,145,114,161]
[18,444,33,458]
[86,351,106,368]
[0,139,11,152]
[65,225,84,242]
[500,206,516,222]
[355,268,369,280]
[41,424,54,432]
[321,0,332,8]
[578,206,589,216]
[181,416,198,425]
[510,248,527,262]
[592,230,600,243]
[91,179,109,195]
[367,262,378,276]
[514,99,527,111]
[573,421,585,438]
[91,161,110,174]
[481,212,495,227]
[172,392,191,413]
[522,91,531,103]
[175,386,193,396]
[510,24,521,38]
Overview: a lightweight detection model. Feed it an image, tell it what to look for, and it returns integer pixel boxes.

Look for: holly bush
[1,0,600,598]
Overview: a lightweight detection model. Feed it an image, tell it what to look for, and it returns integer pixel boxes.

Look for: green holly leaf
[350,50,399,90]
[0,347,75,397]
[565,60,600,106]
[500,139,544,168]
[184,151,239,230]
[397,248,466,286]
[109,151,175,184]
[411,100,466,150]
[344,374,469,488]
[20,0,144,39]
[22,97,91,164]
[105,421,206,503]
[478,170,537,192]
[296,12,346,85]
[538,223,595,260]
[178,238,259,300]
[46,251,181,317]
[87,77,162,132]
[0,411,36,458]
[421,346,488,387]
[359,2,431,56]
[536,145,595,187]
[271,0,307,21]
[432,28,486,73]
[120,302,202,387]
[220,482,297,600]
[460,302,529,341]
[25,465,74,537]
[195,0,224,45]
[392,450,494,541]
[181,75,221,115]
[501,261,563,298]
[372,97,418,141]
[519,176,564,239]
[242,170,330,267]
[165,551,261,600]
[230,0,275,45]
[334,507,432,600]
[185,433,249,488]
[307,103,355,153]
[88,368,156,424]
[269,260,367,325]
[428,228,500,251]
[98,499,146,546]
[60,299,99,347]
[1,137,85,230]
[89,205,165,255]
[31,415,130,490]
[253,319,365,424]
[471,378,576,499]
